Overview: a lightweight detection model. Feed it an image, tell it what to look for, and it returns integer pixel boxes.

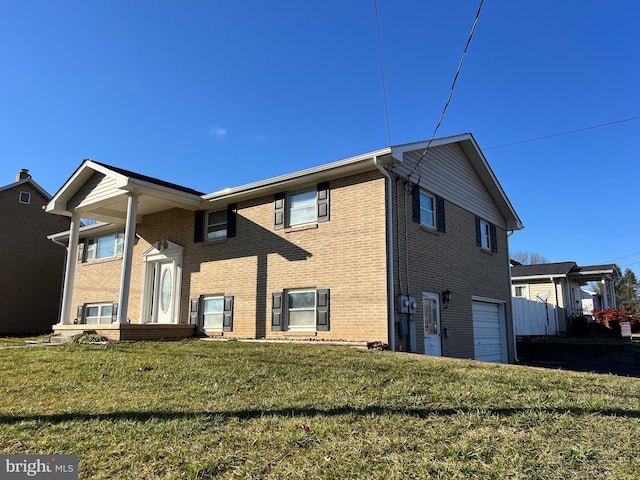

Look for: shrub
[593,308,640,335]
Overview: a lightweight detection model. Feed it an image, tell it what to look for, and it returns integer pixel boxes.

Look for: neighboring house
[511,262,619,335]
[46,133,523,363]
[0,169,70,334]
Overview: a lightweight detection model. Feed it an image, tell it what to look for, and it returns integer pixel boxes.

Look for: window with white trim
[412,186,445,232]
[85,303,113,324]
[475,216,497,253]
[85,232,124,261]
[271,289,330,332]
[479,220,491,249]
[206,210,227,241]
[274,183,329,230]
[419,191,435,228]
[18,191,31,204]
[513,285,529,298]
[288,190,317,226]
[202,296,224,331]
[287,290,316,330]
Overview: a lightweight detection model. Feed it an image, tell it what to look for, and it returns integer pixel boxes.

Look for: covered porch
[46,160,205,340]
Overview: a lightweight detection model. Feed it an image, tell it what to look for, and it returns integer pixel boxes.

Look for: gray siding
[393,143,506,229]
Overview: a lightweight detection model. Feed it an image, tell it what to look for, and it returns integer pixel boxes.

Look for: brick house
[0,169,70,334]
[47,133,523,362]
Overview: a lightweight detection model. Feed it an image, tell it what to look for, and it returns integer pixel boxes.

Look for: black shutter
[274,193,285,230]
[227,203,237,238]
[190,298,200,326]
[223,296,234,332]
[76,305,85,324]
[475,216,482,247]
[436,196,445,233]
[317,182,330,222]
[271,292,283,330]
[316,289,330,331]
[77,241,85,263]
[194,210,204,243]
[111,303,118,323]
[490,223,498,253]
[412,185,420,223]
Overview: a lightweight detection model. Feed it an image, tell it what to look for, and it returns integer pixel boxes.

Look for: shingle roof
[511,262,577,278]
[91,160,205,197]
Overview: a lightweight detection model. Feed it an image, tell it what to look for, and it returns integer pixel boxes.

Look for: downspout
[374,156,395,352]
[507,230,518,362]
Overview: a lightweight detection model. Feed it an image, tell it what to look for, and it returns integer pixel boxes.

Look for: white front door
[423,293,442,356]
[151,261,175,323]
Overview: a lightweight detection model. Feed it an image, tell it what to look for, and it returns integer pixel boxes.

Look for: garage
[472,300,506,363]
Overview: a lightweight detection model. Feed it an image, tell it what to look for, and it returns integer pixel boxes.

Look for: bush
[593,308,640,336]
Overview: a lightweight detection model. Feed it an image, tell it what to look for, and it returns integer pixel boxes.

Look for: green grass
[0,334,53,347]
[1,340,640,479]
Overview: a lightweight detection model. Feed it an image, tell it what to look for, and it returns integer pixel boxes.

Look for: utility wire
[485,116,640,150]
[603,250,640,263]
[408,0,484,184]
[374,0,392,146]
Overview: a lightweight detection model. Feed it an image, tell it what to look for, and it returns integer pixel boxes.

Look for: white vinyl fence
[512,297,557,336]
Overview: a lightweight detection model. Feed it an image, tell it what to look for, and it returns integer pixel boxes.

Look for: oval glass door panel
[161,267,172,313]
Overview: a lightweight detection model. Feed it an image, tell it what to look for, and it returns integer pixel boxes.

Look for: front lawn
[1,340,639,479]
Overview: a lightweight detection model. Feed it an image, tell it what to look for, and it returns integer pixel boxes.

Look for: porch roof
[46,160,205,223]
[511,262,620,284]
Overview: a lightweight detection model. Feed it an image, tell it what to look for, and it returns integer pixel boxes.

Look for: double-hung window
[206,210,227,241]
[274,182,330,229]
[287,290,316,330]
[479,220,491,249]
[475,216,498,253]
[412,186,445,232]
[271,288,330,331]
[194,204,237,244]
[85,232,124,261]
[289,191,317,226]
[419,191,435,228]
[191,295,234,332]
[202,296,224,331]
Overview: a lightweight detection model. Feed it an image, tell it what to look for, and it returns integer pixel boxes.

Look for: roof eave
[203,147,394,204]
[390,133,524,231]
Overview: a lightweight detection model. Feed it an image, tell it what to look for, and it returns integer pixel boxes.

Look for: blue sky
[1,1,638,274]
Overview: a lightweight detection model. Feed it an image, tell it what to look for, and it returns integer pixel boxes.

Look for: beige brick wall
[390,180,515,362]
[70,171,390,343]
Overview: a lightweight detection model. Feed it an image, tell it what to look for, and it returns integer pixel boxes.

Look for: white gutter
[374,156,395,352]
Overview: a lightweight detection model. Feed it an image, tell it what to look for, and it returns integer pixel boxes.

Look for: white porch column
[116,193,139,324]
[609,280,617,309]
[601,278,609,308]
[58,212,81,325]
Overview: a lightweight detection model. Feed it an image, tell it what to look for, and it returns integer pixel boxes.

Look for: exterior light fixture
[442,289,452,308]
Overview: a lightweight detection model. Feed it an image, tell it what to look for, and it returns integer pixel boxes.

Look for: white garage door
[472,301,505,363]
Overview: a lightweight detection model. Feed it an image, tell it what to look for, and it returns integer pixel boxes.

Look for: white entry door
[423,293,442,356]
[151,261,176,323]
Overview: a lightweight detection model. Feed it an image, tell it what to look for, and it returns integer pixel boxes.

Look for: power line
[603,250,640,263]
[485,116,640,150]
[408,0,484,184]
[374,0,392,146]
